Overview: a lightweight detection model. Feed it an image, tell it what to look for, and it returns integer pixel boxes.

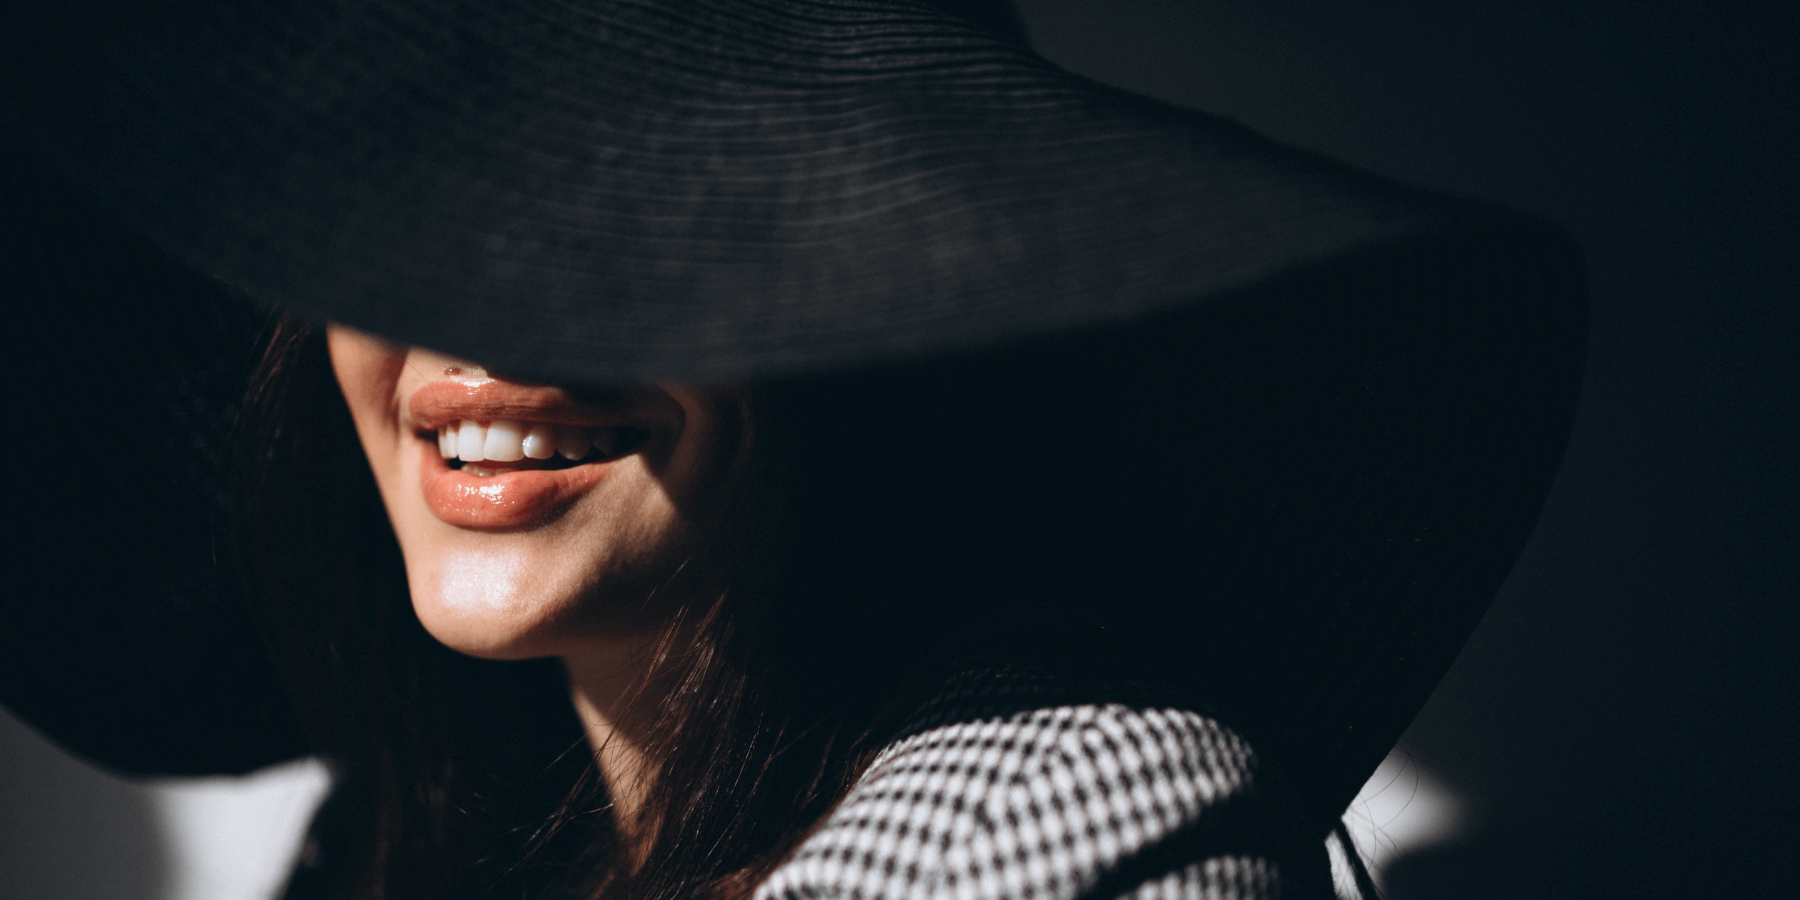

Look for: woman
[2,0,1584,898]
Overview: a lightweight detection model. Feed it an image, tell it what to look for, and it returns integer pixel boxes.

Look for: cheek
[327,328,409,484]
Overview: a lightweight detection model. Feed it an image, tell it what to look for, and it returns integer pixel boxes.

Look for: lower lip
[419,443,612,528]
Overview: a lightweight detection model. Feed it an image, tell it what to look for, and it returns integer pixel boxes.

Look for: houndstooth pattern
[754,670,1330,900]
[1111,858,1283,900]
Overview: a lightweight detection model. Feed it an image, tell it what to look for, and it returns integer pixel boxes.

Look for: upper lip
[407,379,680,432]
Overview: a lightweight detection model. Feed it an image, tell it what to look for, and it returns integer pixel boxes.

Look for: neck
[564,650,663,857]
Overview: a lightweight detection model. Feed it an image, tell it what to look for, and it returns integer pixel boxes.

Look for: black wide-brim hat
[3,0,1583,825]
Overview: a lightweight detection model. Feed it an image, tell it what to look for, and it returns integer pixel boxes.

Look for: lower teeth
[451,454,590,476]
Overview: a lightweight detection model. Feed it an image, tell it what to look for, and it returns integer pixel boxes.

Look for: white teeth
[522,423,557,460]
[483,419,526,462]
[440,420,622,464]
[457,421,488,462]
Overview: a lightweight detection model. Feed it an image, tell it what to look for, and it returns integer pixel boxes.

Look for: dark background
[2,2,1793,898]
[1010,0,1796,896]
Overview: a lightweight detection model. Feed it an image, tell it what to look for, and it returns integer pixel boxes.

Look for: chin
[398,535,684,662]
[414,615,551,661]
[398,544,560,659]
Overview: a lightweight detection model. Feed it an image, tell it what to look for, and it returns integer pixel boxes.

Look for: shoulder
[754,672,1334,900]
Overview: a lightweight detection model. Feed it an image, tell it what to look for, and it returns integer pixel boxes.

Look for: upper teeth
[437,420,617,462]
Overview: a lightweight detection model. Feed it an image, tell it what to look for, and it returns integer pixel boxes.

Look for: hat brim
[11,0,1544,385]
[2,0,1585,818]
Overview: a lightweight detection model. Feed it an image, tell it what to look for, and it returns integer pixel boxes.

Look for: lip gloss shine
[419,442,613,528]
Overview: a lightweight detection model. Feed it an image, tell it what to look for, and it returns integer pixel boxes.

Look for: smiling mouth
[433,419,648,477]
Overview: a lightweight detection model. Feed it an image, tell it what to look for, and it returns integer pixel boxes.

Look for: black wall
[1012,1,1796,896]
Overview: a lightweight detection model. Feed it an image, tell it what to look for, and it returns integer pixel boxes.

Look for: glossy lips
[409,380,668,529]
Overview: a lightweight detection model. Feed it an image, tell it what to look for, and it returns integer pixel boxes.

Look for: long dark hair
[235,318,933,900]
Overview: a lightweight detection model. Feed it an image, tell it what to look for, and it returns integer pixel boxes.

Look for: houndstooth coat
[753,668,1337,900]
